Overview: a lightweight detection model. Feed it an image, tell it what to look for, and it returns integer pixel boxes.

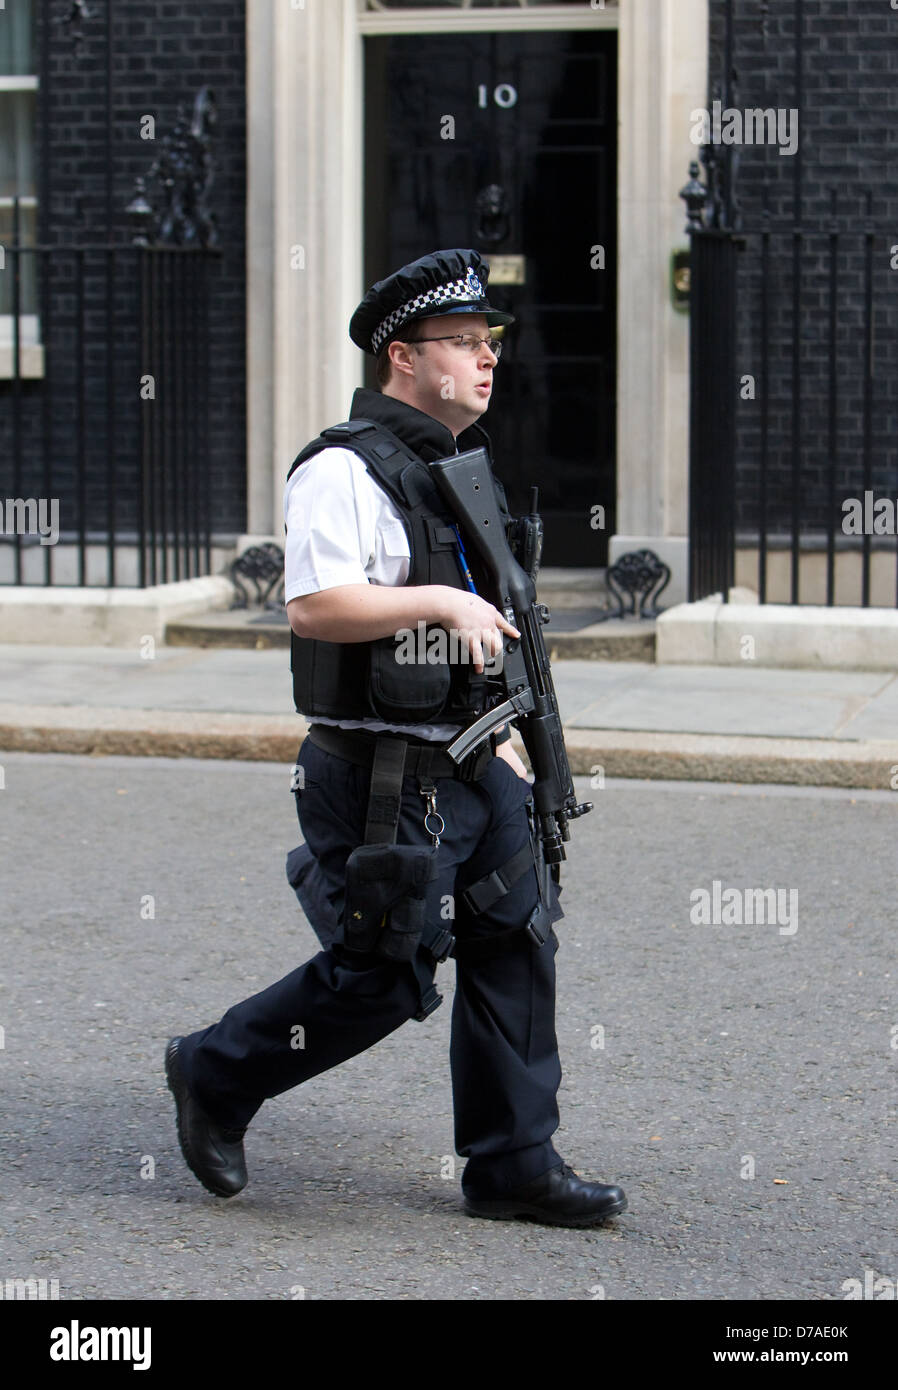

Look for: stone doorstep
[1,707,896,791]
[534,567,610,607]
[164,609,657,661]
[0,569,660,658]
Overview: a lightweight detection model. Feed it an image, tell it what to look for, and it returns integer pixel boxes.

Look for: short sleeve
[283,448,378,602]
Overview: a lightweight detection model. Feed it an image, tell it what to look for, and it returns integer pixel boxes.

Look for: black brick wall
[706,0,898,539]
[1,0,246,555]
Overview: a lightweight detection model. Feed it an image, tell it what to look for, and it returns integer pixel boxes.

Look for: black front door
[364,28,617,565]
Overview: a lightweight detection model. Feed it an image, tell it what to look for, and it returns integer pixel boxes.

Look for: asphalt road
[1,752,896,1301]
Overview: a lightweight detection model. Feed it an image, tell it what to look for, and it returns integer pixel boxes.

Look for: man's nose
[479,340,498,366]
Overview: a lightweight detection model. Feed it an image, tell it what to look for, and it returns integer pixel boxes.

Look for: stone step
[165,606,656,660]
[166,563,660,656]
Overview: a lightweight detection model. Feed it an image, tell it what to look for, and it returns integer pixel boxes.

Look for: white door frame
[246,0,707,603]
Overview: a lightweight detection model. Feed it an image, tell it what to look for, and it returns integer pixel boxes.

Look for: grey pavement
[3,645,898,790]
[2,643,898,740]
[1,753,896,1301]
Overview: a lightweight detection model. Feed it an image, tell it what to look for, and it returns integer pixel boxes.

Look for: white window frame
[358,1,618,36]
[0,69,43,377]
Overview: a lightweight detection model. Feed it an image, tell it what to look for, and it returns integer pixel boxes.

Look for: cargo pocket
[367,631,451,722]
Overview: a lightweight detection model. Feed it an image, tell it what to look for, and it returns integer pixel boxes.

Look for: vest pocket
[367,632,451,722]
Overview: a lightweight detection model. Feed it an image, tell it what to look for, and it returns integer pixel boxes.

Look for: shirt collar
[348,387,493,464]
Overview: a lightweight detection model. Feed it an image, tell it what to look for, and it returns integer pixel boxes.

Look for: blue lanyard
[451,524,478,594]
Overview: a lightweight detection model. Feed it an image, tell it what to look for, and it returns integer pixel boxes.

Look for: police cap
[349,248,515,357]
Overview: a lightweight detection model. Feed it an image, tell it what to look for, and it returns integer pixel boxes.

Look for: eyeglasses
[408,331,504,360]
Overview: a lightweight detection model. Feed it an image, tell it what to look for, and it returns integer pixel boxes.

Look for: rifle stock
[429,448,593,864]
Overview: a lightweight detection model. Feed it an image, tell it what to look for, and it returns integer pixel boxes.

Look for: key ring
[418,779,445,848]
[424,806,445,847]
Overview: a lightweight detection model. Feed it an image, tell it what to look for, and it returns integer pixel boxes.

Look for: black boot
[165,1037,248,1198]
[464,1162,627,1228]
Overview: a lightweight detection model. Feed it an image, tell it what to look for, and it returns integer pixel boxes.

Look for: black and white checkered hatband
[371,267,485,356]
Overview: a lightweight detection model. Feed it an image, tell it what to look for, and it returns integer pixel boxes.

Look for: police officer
[165,249,627,1227]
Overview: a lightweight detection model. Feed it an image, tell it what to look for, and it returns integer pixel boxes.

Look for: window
[0,0,40,373]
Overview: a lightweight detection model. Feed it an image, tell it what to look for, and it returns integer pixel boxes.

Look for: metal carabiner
[418,777,445,848]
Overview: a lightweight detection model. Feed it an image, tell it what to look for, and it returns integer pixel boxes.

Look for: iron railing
[1,201,218,587]
[1,0,222,587]
[683,0,897,607]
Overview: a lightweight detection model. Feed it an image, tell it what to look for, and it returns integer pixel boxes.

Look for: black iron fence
[736,191,894,608]
[682,195,740,607]
[685,0,898,608]
[1,201,219,587]
[2,0,224,590]
[684,179,896,608]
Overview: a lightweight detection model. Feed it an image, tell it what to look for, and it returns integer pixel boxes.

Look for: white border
[358,3,618,35]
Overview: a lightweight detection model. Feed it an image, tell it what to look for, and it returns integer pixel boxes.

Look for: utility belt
[306,723,555,1021]
[307,723,496,791]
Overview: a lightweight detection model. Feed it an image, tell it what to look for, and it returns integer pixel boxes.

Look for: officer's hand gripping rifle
[429,448,593,865]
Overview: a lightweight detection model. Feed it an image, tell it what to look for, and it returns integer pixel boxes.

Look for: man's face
[385,312,499,436]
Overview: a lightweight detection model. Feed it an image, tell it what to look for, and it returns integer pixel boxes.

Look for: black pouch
[367,632,451,723]
[342,842,440,962]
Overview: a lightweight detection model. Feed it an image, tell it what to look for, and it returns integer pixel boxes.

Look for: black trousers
[176,735,564,1195]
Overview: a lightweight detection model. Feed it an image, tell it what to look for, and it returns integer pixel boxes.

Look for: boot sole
[164,1037,246,1199]
[464,1195,628,1228]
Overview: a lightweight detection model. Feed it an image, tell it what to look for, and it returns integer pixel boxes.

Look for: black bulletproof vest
[286,400,513,725]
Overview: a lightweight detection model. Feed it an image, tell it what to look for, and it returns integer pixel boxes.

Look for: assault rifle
[429,448,593,865]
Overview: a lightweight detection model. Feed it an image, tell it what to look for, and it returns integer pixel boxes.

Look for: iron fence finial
[680,162,707,234]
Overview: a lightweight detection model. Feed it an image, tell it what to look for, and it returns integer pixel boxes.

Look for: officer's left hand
[496,740,531,781]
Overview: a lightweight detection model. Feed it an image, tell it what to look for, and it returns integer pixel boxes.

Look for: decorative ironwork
[695,142,742,235]
[679,161,707,233]
[126,86,220,248]
[55,0,93,57]
[699,144,724,231]
[601,549,671,620]
[681,160,739,605]
[704,0,742,235]
[230,543,285,611]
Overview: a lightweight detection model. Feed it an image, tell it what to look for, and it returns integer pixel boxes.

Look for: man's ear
[387,339,417,378]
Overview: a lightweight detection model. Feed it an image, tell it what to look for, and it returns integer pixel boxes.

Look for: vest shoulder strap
[286,418,438,516]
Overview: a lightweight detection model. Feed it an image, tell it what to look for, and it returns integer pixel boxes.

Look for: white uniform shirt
[283,445,466,742]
